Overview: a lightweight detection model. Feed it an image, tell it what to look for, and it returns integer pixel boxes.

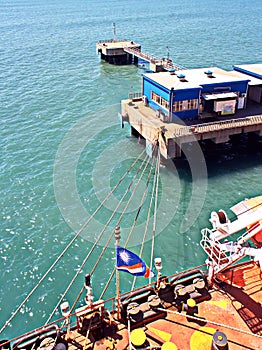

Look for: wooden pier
[121,97,262,159]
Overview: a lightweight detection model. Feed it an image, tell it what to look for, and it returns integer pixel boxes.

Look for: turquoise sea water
[1,0,262,338]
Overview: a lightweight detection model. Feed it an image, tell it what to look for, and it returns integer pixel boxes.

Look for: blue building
[233,64,262,104]
[121,64,262,159]
[142,67,251,121]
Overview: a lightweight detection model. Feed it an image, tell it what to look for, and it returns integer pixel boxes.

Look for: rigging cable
[0,148,146,335]
[63,150,154,316]
[149,147,161,284]
[46,150,151,323]
[131,146,161,290]
[99,148,157,299]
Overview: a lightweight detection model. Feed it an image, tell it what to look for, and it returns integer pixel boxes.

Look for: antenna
[115,225,121,318]
[166,46,170,60]
[113,22,116,42]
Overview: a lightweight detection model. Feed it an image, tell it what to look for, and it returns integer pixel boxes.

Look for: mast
[113,22,116,42]
[115,225,121,319]
[60,301,70,335]
[166,46,170,60]
[154,257,162,288]
[85,273,93,306]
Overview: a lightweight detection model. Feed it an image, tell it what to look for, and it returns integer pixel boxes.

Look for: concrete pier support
[134,56,139,65]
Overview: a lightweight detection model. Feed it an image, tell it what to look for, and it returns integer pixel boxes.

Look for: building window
[151,91,169,110]
[173,99,198,112]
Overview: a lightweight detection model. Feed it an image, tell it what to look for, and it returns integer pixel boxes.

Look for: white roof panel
[143,67,250,91]
[230,69,262,86]
[234,64,262,79]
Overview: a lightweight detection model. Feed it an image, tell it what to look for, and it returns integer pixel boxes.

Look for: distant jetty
[96,38,175,72]
[96,24,179,72]
[96,39,141,65]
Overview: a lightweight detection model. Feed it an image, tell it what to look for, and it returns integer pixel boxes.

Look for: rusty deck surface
[65,261,262,350]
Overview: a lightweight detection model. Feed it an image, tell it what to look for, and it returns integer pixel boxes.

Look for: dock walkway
[96,39,184,71]
[124,46,185,71]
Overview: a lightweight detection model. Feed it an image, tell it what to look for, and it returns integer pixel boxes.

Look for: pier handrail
[173,114,262,137]
[128,92,143,100]
[97,38,129,44]
[124,46,186,70]
[124,46,159,63]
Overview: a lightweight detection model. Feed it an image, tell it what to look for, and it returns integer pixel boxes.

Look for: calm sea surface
[1,0,262,338]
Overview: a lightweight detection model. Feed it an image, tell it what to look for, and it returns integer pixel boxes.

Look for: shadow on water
[170,134,262,179]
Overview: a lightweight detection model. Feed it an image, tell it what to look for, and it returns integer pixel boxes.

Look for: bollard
[211,331,228,350]
[182,298,198,322]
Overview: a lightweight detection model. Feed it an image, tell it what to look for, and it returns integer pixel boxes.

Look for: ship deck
[65,261,262,350]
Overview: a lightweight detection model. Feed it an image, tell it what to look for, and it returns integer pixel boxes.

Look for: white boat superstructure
[201,196,262,279]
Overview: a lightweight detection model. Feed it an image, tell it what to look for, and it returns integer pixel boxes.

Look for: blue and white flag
[116,246,154,278]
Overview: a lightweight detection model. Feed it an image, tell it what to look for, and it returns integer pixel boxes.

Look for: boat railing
[201,227,251,276]
[11,324,60,350]
[201,228,233,274]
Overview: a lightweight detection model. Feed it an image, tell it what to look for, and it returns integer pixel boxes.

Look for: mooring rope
[149,147,161,284]
[131,147,161,290]
[0,148,146,335]
[67,150,154,315]
[99,148,157,299]
[47,150,151,323]
[124,149,157,248]
[97,152,155,299]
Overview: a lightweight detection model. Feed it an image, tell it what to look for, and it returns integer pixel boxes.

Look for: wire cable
[67,150,153,314]
[0,148,146,335]
[99,151,156,299]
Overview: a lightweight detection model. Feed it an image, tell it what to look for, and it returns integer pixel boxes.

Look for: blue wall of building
[173,88,200,101]
[143,77,170,114]
[233,66,262,80]
[201,80,249,94]
[171,88,200,121]
[142,74,249,121]
[143,76,201,120]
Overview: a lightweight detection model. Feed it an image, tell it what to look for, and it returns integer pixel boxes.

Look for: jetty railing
[124,46,186,71]
[97,38,129,44]
[124,46,159,63]
[173,114,262,137]
[128,92,143,100]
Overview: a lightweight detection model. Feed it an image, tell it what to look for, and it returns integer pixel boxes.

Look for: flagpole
[114,225,121,319]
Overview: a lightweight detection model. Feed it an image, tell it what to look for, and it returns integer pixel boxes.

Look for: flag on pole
[116,246,154,278]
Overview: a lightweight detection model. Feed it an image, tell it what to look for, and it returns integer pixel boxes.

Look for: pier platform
[121,98,262,159]
[96,39,141,65]
[96,39,182,71]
